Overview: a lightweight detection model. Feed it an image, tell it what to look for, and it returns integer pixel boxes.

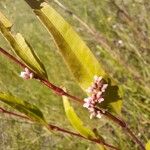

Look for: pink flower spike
[83,75,108,119]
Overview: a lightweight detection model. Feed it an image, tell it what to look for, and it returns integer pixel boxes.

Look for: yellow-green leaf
[39,2,106,89]
[0,11,12,28]
[146,140,150,150]
[63,95,106,150]
[0,11,48,79]
[25,1,122,114]
[0,92,47,126]
[14,33,48,79]
[63,95,95,138]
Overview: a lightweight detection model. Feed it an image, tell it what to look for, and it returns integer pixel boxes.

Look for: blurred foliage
[0,0,149,150]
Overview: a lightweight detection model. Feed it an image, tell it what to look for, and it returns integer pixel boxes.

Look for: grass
[0,0,150,149]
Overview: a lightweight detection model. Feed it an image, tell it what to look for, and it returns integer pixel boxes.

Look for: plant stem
[48,124,119,150]
[0,106,119,150]
[0,47,27,68]
[125,126,145,150]
[0,106,30,120]
[41,79,82,103]
[0,47,145,150]
[42,79,145,150]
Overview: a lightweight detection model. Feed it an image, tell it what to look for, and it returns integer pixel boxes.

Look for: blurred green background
[0,0,149,149]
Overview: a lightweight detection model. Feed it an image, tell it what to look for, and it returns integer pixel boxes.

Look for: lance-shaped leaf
[0,11,48,79]
[0,11,12,29]
[63,95,95,138]
[25,1,122,114]
[36,2,106,88]
[63,95,106,150]
[0,92,47,126]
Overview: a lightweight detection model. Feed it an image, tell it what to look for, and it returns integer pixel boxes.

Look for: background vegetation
[0,0,149,149]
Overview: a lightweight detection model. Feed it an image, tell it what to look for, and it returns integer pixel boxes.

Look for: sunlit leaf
[25,1,122,114]
[0,92,47,125]
[0,11,48,79]
[63,95,95,138]
[63,95,106,150]
[14,33,48,79]
[39,2,106,89]
[0,11,12,28]
[146,140,150,150]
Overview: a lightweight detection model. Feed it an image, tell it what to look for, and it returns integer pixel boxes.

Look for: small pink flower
[20,67,34,79]
[88,107,95,112]
[86,87,93,94]
[96,91,102,99]
[97,98,104,103]
[83,103,90,108]
[96,111,102,119]
[101,84,108,92]
[90,112,96,119]
[94,75,102,83]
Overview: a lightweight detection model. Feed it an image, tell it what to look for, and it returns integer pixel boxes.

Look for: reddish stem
[41,79,145,150]
[0,106,119,150]
[0,107,30,120]
[41,79,82,103]
[49,124,119,150]
[0,47,27,68]
[0,47,145,150]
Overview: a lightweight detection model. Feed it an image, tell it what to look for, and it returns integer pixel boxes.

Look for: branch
[0,106,30,120]
[0,47,145,150]
[0,106,119,150]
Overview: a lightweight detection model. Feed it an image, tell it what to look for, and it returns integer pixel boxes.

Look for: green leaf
[38,2,106,89]
[14,33,48,79]
[63,95,106,150]
[146,140,150,150]
[0,11,48,79]
[26,2,122,114]
[63,95,95,138]
[0,92,47,125]
[0,11,12,28]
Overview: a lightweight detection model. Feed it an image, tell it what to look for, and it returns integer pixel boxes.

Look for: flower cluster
[83,76,108,119]
[20,67,34,79]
